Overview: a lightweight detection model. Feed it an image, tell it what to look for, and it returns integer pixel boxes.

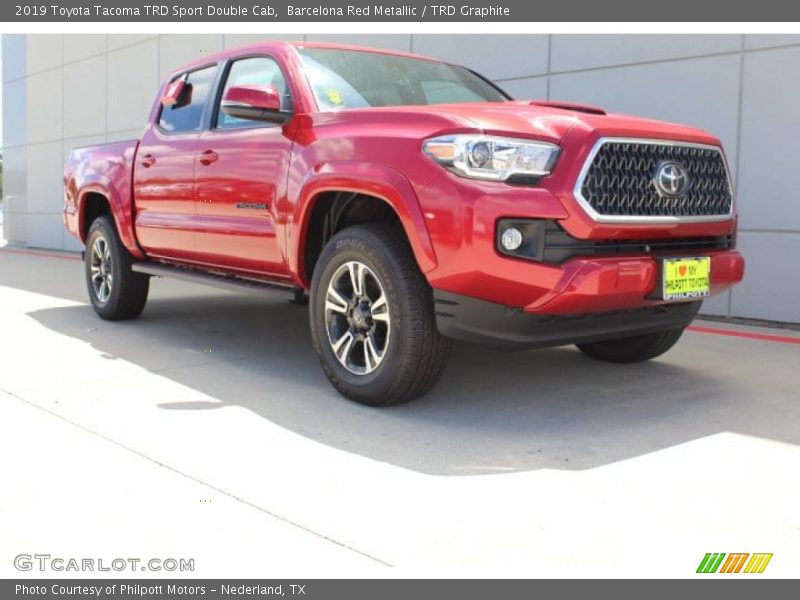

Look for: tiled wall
[3,34,799,322]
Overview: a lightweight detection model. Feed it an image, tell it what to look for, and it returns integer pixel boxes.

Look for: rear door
[133,64,217,260]
[193,56,295,277]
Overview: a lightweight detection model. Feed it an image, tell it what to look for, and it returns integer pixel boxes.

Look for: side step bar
[132,262,303,299]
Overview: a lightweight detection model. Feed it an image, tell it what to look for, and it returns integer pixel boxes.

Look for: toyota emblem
[654,161,689,196]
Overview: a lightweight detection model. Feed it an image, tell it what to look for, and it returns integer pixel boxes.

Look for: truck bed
[63,139,140,245]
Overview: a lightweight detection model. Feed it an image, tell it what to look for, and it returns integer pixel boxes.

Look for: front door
[193,56,295,278]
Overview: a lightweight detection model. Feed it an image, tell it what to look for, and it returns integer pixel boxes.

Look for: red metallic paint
[63,41,745,316]
[133,126,200,260]
[63,140,145,259]
[287,157,439,286]
[193,117,297,277]
[222,84,282,112]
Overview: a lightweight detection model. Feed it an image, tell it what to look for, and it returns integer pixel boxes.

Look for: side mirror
[161,78,187,107]
[221,84,289,124]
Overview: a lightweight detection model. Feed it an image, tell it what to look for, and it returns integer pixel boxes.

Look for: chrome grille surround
[573,137,734,223]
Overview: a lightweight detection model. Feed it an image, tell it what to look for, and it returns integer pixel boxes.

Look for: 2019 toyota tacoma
[63,42,745,405]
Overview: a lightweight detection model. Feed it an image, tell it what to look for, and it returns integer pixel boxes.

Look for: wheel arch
[77,184,144,259]
[80,191,113,240]
[291,164,437,288]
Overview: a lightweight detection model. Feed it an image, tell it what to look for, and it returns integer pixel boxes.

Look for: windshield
[297,47,510,111]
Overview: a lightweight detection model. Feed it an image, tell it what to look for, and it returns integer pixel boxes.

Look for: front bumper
[523,249,744,314]
[418,171,744,312]
[431,247,744,317]
[434,290,702,351]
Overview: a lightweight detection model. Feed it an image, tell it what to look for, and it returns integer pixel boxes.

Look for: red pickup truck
[64,42,744,406]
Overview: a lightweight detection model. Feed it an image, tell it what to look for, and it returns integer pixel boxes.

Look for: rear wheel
[85,216,150,320]
[309,223,451,406]
[576,327,685,363]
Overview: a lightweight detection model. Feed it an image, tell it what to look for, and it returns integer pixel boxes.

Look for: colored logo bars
[696,553,773,574]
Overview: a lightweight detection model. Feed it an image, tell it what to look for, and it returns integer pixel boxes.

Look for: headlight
[422,135,560,182]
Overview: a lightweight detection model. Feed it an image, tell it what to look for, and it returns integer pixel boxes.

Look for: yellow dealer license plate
[662,257,711,301]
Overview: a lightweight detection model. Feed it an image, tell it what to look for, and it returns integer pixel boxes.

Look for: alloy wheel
[89,236,113,303]
[324,260,391,375]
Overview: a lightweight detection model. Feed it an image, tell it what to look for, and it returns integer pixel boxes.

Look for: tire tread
[86,216,149,321]
[576,327,685,363]
[310,222,451,406]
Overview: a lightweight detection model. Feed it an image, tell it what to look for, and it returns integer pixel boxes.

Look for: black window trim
[208,52,296,133]
[464,67,513,101]
[155,61,220,137]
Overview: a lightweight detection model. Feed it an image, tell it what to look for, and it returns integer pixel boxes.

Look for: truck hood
[425,100,719,145]
[338,100,720,147]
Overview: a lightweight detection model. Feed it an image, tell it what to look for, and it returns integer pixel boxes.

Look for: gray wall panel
[730,233,800,323]
[550,34,741,73]
[2,34,26,82]
[737,46,800,231]
[413,34,549,80]
[2,77,27,148]
[744,34,800,49]
[305,34,411,52]
[549,55,741,163]
[496,76,548,100]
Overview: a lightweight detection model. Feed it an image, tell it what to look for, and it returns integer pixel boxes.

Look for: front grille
[577,139,732,219]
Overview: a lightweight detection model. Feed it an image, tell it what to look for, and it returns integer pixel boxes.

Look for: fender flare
[76,182,144,259]
[290,162,438,286]
[70,138,146,261]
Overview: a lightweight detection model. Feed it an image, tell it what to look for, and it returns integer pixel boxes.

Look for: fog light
[500,227,523,251]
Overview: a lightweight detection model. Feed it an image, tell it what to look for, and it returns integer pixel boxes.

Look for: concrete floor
[0,249,798,577]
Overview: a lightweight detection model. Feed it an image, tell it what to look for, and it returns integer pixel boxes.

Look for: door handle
[198,149,219,166]
[140,154,156,168]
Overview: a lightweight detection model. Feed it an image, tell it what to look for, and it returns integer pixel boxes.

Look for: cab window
[158,65,217,133]
[216,57,292,129]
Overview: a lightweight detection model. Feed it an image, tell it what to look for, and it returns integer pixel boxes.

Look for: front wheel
[576,327,685,363]
[309,223,451,406]
[85,216,150,320]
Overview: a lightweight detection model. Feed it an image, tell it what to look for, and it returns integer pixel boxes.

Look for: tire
[85,216,150,320]
[309,223,452,406]
[576,327,685,363]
